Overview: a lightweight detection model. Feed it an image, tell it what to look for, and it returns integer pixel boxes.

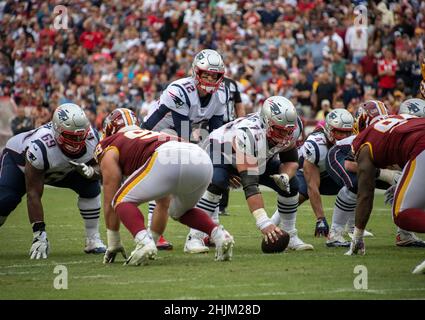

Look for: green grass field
[0,188,424,300]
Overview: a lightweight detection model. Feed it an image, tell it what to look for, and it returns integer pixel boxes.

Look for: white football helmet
[192,49,225,94]
[260,96,298,146]
[399,98,425,118]
[324,109,354,143]
[52,103,90,155]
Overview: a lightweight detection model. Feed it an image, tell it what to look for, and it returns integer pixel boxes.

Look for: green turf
[0,188,424,300]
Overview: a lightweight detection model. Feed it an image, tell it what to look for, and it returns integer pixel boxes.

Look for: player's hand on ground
[69,161,94,179]
[261,224,283,244]
[314,217,329,237]
[270,173,290,193]
[30,231,49,259]
[345,237,365,256]
[103,245,127,263]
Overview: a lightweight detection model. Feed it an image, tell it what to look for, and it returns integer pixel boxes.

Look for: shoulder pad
[26,140,49,171]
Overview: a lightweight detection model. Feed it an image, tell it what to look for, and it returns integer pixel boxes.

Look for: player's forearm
[235,103,246,118]
[307,187,325,219]
[27,192,44,224]
[279,162,298,179]
[246,193,265,213]
[104,204,120,231]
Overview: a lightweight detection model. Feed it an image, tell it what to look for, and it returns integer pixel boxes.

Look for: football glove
[30,231,49,259]
[345,237,365,256]
[270,173,290,193]
[103,245,127,264]
[384,185,397,206]
[69,161,95,179]
[314,217,329,237]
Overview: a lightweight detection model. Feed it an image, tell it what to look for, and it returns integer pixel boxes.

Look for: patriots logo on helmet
[57,108,69,121]
[407,103,420,113]
[269,101,282,116]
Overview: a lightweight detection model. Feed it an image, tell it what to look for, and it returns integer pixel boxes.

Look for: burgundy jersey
[95,129,180,176]
[352,115,425,168]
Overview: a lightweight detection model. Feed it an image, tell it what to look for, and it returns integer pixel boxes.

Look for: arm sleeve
[171,110,191,138]
[143,104,169,130]
[26,140,49,171]
[208,115,223,133]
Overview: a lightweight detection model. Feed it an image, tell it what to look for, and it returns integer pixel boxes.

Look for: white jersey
[145,77,229,132]
[209,113,302,173]
[299,131,330,173]
[5,122,99,184]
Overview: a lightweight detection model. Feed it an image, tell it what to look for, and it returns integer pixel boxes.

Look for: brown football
[261,231,290,253]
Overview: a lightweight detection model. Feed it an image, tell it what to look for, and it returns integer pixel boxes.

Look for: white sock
[148,201,156,229]
[331,187,356,232]
[78,196,101,238]
[135,229,152,244]
[270,209,281,226]
[278,194,299,233]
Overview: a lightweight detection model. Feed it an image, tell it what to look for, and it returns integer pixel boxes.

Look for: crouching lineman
[96,108,234,265]
[0,103,106,259]
[185,96,313,253]
[346,105,425,255]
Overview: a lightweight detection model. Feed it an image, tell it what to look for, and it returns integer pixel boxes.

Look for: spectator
[378,46,398,97]
[10,107,33,135]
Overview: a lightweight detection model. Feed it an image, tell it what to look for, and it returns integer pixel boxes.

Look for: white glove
[30,231,49,259]
[270,173,290,193]
[345,237,365,255]
[103,229,127,263]
[69,161,94,179]
[103,246,127,264]
[384,185,397,206]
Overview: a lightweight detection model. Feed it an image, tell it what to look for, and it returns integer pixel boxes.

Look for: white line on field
[0,260,97,269]
[178,287,425,299]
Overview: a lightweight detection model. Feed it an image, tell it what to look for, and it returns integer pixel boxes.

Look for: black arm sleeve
[143,104,169,130]
[208,115,224,133]
[279,147,299,163]
[171,110,191,139]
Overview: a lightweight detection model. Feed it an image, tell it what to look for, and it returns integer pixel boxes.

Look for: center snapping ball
[261,230,290,253]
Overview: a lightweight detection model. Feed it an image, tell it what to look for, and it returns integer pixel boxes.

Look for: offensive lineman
[0,103,106,259]
[185,96,313,253]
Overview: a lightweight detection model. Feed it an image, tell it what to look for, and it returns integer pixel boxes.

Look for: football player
[0,103,106,259]
[346,104,425,255]
[185,96,314,253]
[398,98,425,118]
[97,108,234,265]
[143,49,230,250]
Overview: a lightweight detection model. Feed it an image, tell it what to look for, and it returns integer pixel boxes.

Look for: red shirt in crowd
[378,58,397,89]
[79,31,104,51]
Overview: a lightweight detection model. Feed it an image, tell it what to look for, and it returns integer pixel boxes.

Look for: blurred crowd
[0,0,424,135]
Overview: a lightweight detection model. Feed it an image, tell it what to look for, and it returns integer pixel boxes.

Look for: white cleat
[184,232,209,254]
[211,225,234,261]
[84,233,107,254]
[412,260,425,274]
[326,229,351,248]
[287,230,314,251]
[348,229,374,239]
[125,240,157,266]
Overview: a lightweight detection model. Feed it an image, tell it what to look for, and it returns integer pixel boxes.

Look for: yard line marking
[0,260,97,269]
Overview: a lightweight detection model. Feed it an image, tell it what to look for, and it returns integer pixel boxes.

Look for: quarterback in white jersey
[185,96,314,254]
[144,49,229,141]
[0,103,106,259]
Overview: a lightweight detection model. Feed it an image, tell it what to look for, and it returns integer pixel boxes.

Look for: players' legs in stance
[53,171,106,253]
[147,202,173,250]
[114,142,234,265]
[0,150,26,227]
[392,150,425,233]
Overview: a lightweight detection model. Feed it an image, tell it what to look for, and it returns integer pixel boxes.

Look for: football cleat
[326,229,351,248]
[125,240,157,266]
[412,260,425,274]
[84,233,107,254]
[218,208,230,216]
[287,230,314,251]
[396,231,425,247]
[347,227,374,238]
[184,232,209,254]
[156,235,173,251]
[211,225,234,261]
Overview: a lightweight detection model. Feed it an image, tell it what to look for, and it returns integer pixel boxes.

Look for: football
[261,231,290,254]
